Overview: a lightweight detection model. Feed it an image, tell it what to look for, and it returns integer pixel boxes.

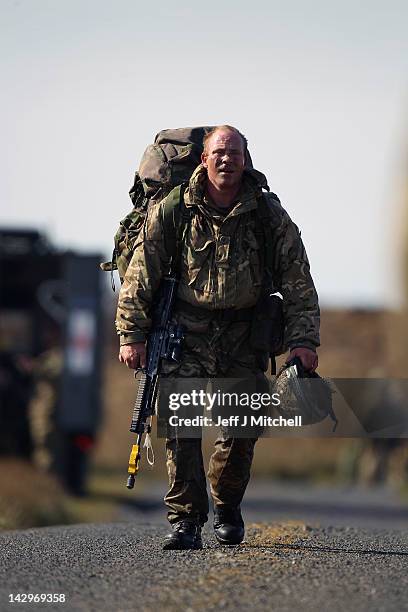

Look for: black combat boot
[213,506,245,545]
[162,520,203,550]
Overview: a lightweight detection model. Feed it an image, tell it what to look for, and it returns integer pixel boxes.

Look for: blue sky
[2,0,408,306]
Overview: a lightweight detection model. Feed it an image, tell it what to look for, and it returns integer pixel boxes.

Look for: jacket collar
[184,164,269,217]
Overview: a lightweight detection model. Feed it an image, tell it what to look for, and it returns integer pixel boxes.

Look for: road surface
[1,481,408,612]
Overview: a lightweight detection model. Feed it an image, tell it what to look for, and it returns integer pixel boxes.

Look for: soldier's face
[201,130,246,190]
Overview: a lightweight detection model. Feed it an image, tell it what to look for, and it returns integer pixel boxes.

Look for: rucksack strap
[255,194,277,290]
[161,184,191,276]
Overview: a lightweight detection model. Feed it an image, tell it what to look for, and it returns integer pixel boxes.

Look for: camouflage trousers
[160,309,270,525]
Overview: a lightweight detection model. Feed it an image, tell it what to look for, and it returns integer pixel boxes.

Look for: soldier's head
[201,126,247,191]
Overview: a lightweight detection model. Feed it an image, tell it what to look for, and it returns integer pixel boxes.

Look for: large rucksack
[101,126,214,286]
[101,126,275,289]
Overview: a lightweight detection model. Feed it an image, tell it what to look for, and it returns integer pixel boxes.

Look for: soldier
[116,125,320,549]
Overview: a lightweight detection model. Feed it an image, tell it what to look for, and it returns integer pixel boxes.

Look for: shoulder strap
[161,184,191,275]
[255,194,275,288]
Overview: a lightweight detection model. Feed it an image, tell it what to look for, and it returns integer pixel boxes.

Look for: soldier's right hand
[118,342,146,369]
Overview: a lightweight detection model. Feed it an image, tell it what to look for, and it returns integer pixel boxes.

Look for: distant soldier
[116,126,320,549]
[29,346,63,473]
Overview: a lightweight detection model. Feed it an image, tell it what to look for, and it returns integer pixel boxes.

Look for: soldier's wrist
[119,331,147,345]
[289,343,318,352]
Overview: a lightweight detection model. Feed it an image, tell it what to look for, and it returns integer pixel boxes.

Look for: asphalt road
[1,481,408,612]
[118,479,408,530]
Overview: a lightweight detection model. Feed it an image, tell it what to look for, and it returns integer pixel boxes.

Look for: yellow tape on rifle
[128,444,140,475]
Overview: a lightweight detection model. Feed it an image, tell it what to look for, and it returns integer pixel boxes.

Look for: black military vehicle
[0,228,103,495]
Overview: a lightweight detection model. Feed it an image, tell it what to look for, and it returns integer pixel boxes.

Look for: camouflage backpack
[101,126,257,288]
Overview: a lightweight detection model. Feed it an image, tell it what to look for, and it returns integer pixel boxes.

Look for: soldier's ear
[201,151,208,168]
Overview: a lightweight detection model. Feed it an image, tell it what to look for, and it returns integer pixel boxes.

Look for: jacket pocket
[183,218,215,293]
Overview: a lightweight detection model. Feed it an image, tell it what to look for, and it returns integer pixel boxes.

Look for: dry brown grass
[0,459,122,530]
[0,459,70,529]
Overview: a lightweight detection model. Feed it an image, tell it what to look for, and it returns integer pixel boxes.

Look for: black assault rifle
[126,275,184,489]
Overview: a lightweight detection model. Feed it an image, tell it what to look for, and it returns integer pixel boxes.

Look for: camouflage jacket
[116,165,320,351]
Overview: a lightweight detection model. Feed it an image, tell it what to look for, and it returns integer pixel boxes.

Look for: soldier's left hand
[287,347,318,372]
